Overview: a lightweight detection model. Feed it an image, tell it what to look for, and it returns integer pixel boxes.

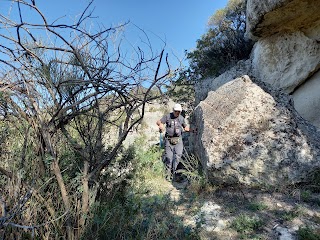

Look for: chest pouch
[169,137,180,145]
[166,118,182,137]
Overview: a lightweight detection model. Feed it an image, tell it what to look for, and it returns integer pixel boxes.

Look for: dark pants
[165,137,183,176]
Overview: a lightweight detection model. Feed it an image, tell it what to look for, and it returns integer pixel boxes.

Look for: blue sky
[42,0,228,63]
[95,0,229,54]
[1,0,229,68]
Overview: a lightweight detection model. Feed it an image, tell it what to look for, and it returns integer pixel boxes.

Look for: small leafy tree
[186,0,254,81]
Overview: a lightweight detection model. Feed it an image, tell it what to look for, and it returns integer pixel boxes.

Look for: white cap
[173,103,182,112]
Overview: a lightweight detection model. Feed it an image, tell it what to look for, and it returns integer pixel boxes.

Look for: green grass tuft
[230,214,264,239]
[297,226,320,240]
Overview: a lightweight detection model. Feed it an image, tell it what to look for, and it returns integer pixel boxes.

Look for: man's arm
[181,116,190,132]
[156,119,165,132]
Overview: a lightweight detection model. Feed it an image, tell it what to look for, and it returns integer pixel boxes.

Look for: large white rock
[246,0,320,40]
[293,70,320,128]
[246,0,320,129]
[192,75,320,186]
[251,31,320,93]
[195,60,252,105]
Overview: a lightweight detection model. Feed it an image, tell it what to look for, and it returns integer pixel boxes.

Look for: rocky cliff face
[248,0,320,129]
[193,0,320,186]
[193,76,320,186]
[246,0,320,41]
[196,0,320,129]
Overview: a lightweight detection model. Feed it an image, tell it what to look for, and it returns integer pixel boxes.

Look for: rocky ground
[158,178,320,240]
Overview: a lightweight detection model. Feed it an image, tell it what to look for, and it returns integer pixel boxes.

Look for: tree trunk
[51,160,74,240]
[79,160,89,233]
[52,160,70,210]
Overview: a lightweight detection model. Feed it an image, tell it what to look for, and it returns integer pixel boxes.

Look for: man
[156,103,190,181]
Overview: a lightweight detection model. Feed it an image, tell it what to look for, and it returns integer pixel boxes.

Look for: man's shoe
[165,169,172,181]
[165,174,172,181]
[165,172,172,182]
[172,174,183,183]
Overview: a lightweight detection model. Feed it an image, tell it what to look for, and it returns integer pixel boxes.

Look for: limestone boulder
[193,75,320,186]
[246,0,320,40]
[195,60,252,105]
[251,31,320,93]
[293,71,320,128]
[246,0,320,128]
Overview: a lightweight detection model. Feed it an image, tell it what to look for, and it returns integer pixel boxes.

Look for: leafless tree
[0,0,171,238]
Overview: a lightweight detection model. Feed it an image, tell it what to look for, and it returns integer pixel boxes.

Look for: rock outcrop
[246,0,320,128]
[251,32,319,93]
[193,75,320,186]
[195,60,252,105]
[246,0,320,40]
[196,0,320,128]
[190,0,320,187]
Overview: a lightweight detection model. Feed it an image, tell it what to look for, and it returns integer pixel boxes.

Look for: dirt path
[161,179,320,240]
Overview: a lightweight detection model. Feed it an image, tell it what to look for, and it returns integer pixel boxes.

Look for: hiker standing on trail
[156,103,190,181]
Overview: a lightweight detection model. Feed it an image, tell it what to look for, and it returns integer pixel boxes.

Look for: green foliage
[185,0,254,81]
[166,75,195,108]
[230,214,264,238]
[137,147,164,175]
[83,144,200,239]
[274,206,303,222]
[306,169,320,192]
[83,193,199,240]
[301,190,312,202]
[0,119,30,168]
[97,145,138,202]
[177,152,205,186]
[0,120,8,153]
[297,226,320,240]
[248,202,268,211]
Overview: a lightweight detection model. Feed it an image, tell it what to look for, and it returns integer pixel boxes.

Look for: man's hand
[190,128,198,133]
[157,121,164,133]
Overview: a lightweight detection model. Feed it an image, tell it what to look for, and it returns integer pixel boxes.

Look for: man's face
[173,110,181,117]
